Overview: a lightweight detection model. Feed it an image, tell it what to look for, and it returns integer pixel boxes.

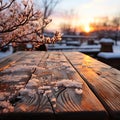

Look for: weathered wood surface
[0,52,46,115]
[64,52,120,120]
[1,51,119,120]
[11,52,106,119]
[0,52,26,71]
[45,52,106,120]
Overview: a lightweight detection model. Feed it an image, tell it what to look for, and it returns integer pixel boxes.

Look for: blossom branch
[0,0,15,11]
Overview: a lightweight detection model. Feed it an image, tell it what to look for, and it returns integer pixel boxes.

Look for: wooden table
[0,51,120,120]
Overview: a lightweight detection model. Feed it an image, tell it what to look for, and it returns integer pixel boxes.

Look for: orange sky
[43,0,120,33]
[47,15,108,33]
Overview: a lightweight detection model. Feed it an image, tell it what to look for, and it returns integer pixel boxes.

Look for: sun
[84,25,91,33]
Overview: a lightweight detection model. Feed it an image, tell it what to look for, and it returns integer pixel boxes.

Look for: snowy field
[0,39,120,59]
[0,46,13,59]
[48,39,120,53]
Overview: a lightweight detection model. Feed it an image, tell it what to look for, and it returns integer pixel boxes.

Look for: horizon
[37,0,120,33]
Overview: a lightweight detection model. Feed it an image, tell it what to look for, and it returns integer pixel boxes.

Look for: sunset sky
[38,0,120,32]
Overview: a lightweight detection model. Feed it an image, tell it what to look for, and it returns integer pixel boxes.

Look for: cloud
[48,0,120,30]
[78,0,120,18]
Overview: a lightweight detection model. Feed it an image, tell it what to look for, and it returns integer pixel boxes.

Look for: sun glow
[48,15,95,33]
[84,25,91,33]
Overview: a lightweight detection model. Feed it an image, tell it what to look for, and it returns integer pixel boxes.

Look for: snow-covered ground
[0,45,13,59]
[48,42,101,52]
[98,52,120,59]
[48,41,120,52]
[97,38,120,59]
[0,39,120,59]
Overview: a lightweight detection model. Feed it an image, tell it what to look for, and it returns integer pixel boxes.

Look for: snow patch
[0,46,13,59]
[98,52,120,59]
[26,78,40,89]
[56,79,83,88]
[0,92,10,101]
[0,101,14,113]
[43,90,52,96]
[100,38,114,43]
[13,79,83,113]
[38,86,51,90]
[19,88,36,96]
[26,43,33,48]
[26,81,38,89]
[75,88,83,95]
[51,98,56,103]
[0,74,29,82]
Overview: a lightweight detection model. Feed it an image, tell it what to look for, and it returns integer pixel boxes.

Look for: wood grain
[0,52,46,114]
[0,52,27,71]
[1,51,116,120]
[45,52,107,120]
[14,51,107,119]
[12,52,53,113]
[64,52,120,120]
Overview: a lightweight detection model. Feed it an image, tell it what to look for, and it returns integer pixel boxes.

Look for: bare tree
[41,0,60,18]
[59,10,78,34]
[0,0,15,11]
[112,15,120,45]
[60,23,72,34]
[38,0,60,32]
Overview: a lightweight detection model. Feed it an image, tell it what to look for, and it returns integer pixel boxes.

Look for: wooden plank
[0,51,108,120]
[14,90,53,113]
[0,52,28,71]
[44,52,107,120]
[9,52,54,120]
[0,52,46,115]
[64,52,120,120]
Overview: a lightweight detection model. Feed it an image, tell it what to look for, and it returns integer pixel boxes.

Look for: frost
[43,90,52,96]
[19,88,31,95]
[75,88,83,95]
[0,94,6,101]
[38,86,51,90]
[19,88,36,96]
[56,79,83,88]
[38,89,44,94]
[0,92,10,101]
[53,104,56,108]
[51,81,57,86]
[51,98,56,103]
[0,101,14,113]
[53,86,59,91]
[13,78,83,112]
[0,101,10,108]
[0,74,29,82]
[32,78,40,84]
[26,78,40,88]
[38,86,52,95]
[31,74,37,78]
[3,64,37,73]
[14,84,24,88]
[35,66,46,74]
[28,90,36,97]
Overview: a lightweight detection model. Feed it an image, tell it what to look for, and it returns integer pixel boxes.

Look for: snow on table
[0,51,107,120]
